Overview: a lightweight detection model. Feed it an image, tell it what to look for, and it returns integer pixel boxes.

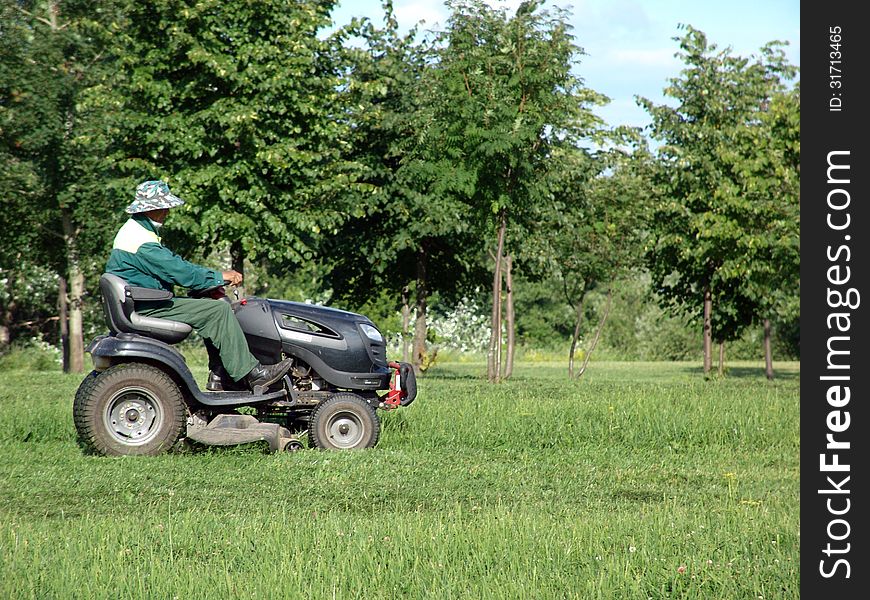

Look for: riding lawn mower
[73,274,417,456]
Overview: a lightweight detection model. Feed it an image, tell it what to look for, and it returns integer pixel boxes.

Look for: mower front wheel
[73,363,187,456]
[308,393,380,450]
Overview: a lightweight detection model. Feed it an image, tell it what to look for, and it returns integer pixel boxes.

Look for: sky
[328,0,800,131]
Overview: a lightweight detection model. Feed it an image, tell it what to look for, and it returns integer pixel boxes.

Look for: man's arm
[135,242,226,290]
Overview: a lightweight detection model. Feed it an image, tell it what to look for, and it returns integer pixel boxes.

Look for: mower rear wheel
[308,393,380,450]
[73,363,186,457]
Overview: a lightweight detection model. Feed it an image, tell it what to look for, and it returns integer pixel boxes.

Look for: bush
[0,337,63,371]
[428,296,490,353]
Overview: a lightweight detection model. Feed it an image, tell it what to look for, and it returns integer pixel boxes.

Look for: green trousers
[137,297,258,381]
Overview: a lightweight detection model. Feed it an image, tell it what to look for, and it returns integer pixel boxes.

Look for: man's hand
[222,270,243,286]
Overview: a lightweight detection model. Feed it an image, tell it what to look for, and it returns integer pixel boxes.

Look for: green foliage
[0,0,125,355]
[515,131,656,371]
[0,261,59,343]
[0,336,62,371]
[639,26,798,345]
[514,273,698,360]
[631,302,700,361]
[511,271,797,361]
[324,5,483,310]
[733,84,800,343]
[0,1,117,236]
[579,275,697,361]
[421,1,609,377]
[1,7,801,367]
[0,0,120,258]
[426,0,606,225]
[107,0,358,266]
[512,276,576,347]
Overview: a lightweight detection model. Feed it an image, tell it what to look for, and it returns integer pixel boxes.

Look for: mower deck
[186,413,302,453]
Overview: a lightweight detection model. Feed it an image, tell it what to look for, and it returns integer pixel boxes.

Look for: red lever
[383,362,404,409]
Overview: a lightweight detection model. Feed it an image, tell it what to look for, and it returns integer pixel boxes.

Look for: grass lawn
[0,360,799,599]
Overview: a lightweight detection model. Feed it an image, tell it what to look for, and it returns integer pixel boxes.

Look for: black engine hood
[234,297,389,390]
[264,299,374,326]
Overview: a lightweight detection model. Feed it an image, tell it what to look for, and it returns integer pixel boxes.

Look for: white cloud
[394,1,448,30]
[485,0,525,12]
[393,0,535,32]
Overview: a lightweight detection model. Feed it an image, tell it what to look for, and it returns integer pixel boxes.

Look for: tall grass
[0,360,799,599]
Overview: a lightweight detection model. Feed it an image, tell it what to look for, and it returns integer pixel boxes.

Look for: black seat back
[99,274,192,344]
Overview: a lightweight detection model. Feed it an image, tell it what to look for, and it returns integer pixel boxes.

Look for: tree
[106,0,361,284]
[563,143,651,378]
[638,26,797,377]
[728,84,800,378]
[520,130,650,378]
[425,0,606,382]
[0,0,122,370]
[328,0,605,378]
[320,4,484,374]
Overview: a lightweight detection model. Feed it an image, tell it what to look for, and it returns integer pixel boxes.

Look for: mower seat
[99,273,192,344]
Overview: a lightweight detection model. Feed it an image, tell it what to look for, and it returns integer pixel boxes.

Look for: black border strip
[801,3,868,596]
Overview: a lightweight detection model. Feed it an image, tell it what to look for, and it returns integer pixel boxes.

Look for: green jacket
[105,215,223,292]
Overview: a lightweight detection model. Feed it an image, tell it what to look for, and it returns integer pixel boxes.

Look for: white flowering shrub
[384,296,491,360]
[428,296,491,354]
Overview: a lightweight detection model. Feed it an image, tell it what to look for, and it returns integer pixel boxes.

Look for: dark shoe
[245,358,293,392]
[206,370,224,391]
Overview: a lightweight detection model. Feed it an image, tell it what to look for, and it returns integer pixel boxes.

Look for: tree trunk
[0,266,16,352]
[47,0,59,29]
[567,291,587,379]
[718,341,725,377]
[412,247,428,375]
[703,286,712,377]
[230,239,246,299]
[487,211,507,383]
[59,276,70,372]
[576,288,613,379]
[503,254,515,380]
[401,285,411,363]
[763,318,774,380]
[68,268,85,373]
[62,208,85,373]
[55,3,83,370]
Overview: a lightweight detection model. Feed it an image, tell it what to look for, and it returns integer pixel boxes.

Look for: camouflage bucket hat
[125,180,185,214]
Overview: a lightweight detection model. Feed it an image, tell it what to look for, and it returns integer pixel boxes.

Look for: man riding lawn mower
[73,180,416,456]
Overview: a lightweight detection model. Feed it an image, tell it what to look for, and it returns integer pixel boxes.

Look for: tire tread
[308,392,380,450]
[73,363,186,456]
